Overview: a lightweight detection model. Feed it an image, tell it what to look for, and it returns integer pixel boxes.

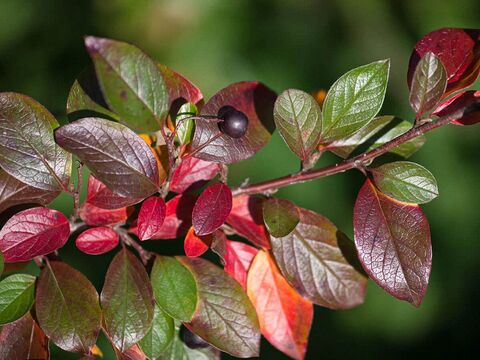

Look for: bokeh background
[1,0,479,359]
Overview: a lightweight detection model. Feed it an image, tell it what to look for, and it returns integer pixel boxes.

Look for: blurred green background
[1,0,479,359]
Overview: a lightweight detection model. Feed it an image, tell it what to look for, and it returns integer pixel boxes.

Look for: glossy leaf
[226,195,270,248]
[0,207,70,262]
[170,157,221,194]
[0,274,35,325]
[224,240,258,290]
[432,90,480,125]
[158,64,204,107]
[150,256,197,322]
[270,207,367,309]
[192,182,232,236]
[247,250,313,360]
[79,202,127,226]
[408,28,480,95]
[86,175,142,210]
[0,92,72,191]
[324,115,426,159]
[75,226,119,255]
[354,179,432,306]
[190,81,276,164]
[273,89,323,160]
[139,306,174,359]
[36,261,102,352]
[101,248,155,351]
[138,196,167,240]
[263,198,300,237]
[175,102,197,146]
[55,117,160,198]
[85,36,168,132]
[184,227,211,257]
[371,161,439,204]
[178,257,261,358]
[0,312,49,360]
[321,60,390,142]
[409,52,447,117]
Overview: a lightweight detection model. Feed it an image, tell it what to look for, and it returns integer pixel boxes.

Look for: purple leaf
[86,175,142,210]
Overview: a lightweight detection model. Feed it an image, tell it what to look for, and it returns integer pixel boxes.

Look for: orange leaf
[184,227,212,257]
[247,250,313,360]
[224,240,258,290]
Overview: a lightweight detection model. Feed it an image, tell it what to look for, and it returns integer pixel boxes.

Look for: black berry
[218,106,249,138]
[180,326,210,349]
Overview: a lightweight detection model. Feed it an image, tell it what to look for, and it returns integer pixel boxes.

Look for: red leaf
[224,240,258,289]
[432,90,480,125]
[86,175,142,209]
[247,250,313,360]
[184,227,212,257]
[0,312,50,360]
[169,157,221,193]
[79,202,127,226]
[114,344,147,360]
[75,227,119,255]
[158,64,203,107]
[192,183,232,236]
[408,28,480,95]
[226,195,270,249]
[0,207,70,262]
[354,179,432,306]
[137,196,166,240]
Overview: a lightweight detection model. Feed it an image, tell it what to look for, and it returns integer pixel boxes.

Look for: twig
[116,227,152,265]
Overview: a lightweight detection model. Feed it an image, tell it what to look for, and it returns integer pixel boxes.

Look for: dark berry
[218,106,249,138]
[180,326,210,349]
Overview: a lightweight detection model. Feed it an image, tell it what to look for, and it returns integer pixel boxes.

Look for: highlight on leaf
[75,226,119,255]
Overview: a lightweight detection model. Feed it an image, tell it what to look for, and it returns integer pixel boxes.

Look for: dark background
[1,0,479,359]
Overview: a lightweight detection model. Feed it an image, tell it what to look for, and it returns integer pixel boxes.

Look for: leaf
[0,251,3,274]
[226,195,270,248]
[0,92,72,191]
[86,175,142,210]
[192,183,232,236]
[270,207,367,309]
[139,306,174,359]
[324,115,426,159]
[55,117,160,198]
[150,256,197,322]
[175,102,197,145]
[210,230,227,263]
[158,64,203,107]
[85,36,168,133]
[75,226,119,255]
[0,274,35,324]
[0,312,49,360]
[79,202,127,226]
[409,52,447,117]
[224,240,258,290]
[114,344,147,360]
[432,90,480,125]
[321,60,390,143]
[273,89,323,160]
[170,157,221,194]
[190,81,276,164]
[36,261,102,352]
[101,248,155,351]
[408,28,480,96]
[178,257,260,357]
[371,161,439,204]
[184,227,211,258]
[247,250,313,360]
[0,207,70,262]
[137,196,166,240]
[354,179,432,306]
[262,198,300,237]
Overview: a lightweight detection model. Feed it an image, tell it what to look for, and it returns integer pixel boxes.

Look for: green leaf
[101,248,155,351]
[178,257,260,358]
[175,102,197,145]
[273,89,322,160]
[321,60,390,142]
[409,52,447,118]
[371,161,439,204]
[325,116,426,159]
[36,261,102,353]
[139,306,174,359]
[0,93,72,191]
[150,256,197,322]
[85,36,168,133]
[0,274,35,325]
[263,198,300,237]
